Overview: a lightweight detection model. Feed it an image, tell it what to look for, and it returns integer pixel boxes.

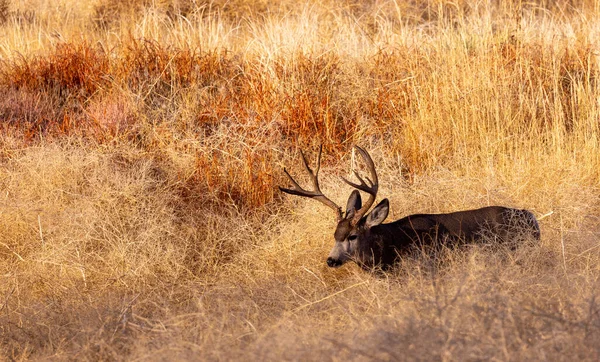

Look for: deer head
[280,146,388,268]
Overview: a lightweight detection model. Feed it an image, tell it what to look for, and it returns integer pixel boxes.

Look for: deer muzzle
[326,257,343,268]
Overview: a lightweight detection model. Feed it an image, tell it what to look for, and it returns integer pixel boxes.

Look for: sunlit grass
[1,0,600,360]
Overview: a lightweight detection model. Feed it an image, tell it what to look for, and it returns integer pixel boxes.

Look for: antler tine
[281,168,309,196]
[299,145,322,191]
[341,145,379,225]
[341,170,371,192]
[279,146,343,221]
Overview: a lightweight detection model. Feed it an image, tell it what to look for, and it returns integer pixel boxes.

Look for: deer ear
[345,190,362,219]
[366,199,389,227]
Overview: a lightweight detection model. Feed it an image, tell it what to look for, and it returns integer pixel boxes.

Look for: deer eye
[348,234,358,241]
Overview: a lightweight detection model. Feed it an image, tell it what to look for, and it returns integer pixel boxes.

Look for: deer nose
[327,257,342,268]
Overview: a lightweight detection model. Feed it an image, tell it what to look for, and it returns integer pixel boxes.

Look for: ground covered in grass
[1,0,600,360]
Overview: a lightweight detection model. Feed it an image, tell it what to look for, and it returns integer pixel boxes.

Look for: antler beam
[341,145,379,225]
[279,145,343,221]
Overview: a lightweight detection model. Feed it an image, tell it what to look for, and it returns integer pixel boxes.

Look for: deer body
[330,203,540,269]
[280,146,540,270]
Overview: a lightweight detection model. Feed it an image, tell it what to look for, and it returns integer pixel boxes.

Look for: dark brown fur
[329,198,540,270]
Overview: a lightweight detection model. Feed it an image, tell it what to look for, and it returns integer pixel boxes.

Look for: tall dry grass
[1,0,600,360]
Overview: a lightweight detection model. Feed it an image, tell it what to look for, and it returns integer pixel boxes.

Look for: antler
[279,145,343,221]
[341,145,379,225]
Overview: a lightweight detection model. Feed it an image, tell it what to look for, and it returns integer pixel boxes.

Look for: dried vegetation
[1,0,600,360]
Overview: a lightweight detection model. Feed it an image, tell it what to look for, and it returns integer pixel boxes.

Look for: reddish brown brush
[3,42,109,100]
[0,42,109,137]
[194,146,275,210]
[2,2,600,359]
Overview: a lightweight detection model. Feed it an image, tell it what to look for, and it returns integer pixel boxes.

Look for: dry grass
[1,0,600,360]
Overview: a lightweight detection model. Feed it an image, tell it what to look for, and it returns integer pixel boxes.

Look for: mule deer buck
[280,146,540,270]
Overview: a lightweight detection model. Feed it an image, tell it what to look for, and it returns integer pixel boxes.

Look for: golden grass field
[1,0,600,360]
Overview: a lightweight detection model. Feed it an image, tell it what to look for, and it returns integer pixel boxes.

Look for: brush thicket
[1,0,600,360]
